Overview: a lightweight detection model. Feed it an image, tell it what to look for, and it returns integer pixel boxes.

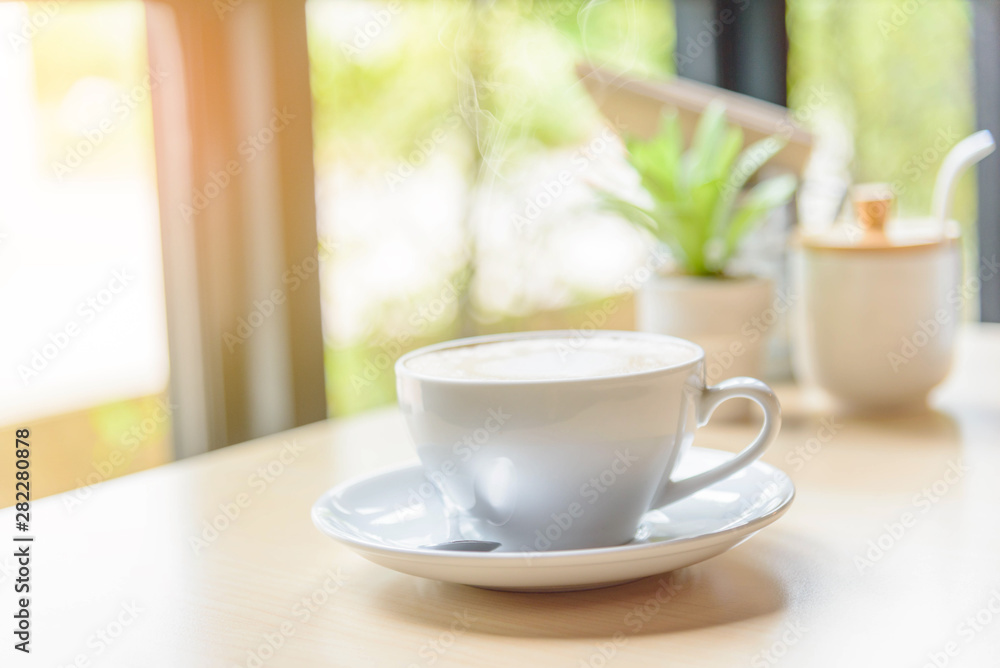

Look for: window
[787,0,976,228]
[6,0,992,484]
[306,0,677,414]
[0,1,171,502]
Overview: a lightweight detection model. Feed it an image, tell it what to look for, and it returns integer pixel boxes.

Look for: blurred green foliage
[308,0,675,169]
[29,2,154,179]
[308,0,676,415]
[788,0,975,223]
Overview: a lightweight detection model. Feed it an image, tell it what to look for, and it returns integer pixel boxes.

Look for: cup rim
[394,330,705,385]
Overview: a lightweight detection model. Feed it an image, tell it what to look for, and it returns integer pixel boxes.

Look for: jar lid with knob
[797,183,960,253]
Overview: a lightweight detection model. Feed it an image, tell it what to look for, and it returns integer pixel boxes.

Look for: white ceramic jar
[792,187,962,411]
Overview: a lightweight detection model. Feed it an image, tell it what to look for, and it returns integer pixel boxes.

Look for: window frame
[147,0,326,456]
[973,0,1000,322]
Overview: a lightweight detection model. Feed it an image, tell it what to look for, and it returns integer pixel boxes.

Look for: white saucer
[312,447,794,592]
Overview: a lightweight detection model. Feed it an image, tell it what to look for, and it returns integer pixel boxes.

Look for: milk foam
[404,337,696,381]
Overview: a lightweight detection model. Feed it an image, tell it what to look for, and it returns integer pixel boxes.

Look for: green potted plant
[599,102,797,416]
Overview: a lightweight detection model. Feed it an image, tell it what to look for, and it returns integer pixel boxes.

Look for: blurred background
[0,0,993,504]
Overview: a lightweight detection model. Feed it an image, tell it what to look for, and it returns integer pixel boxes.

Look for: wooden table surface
[4,325,1000,667]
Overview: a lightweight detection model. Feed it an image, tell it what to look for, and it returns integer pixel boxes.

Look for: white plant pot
[637,274,777,421]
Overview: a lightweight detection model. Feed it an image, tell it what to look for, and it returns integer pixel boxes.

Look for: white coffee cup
[395,330,781,552]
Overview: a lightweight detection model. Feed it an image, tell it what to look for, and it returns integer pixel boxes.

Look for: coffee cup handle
[648,377,781,509]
